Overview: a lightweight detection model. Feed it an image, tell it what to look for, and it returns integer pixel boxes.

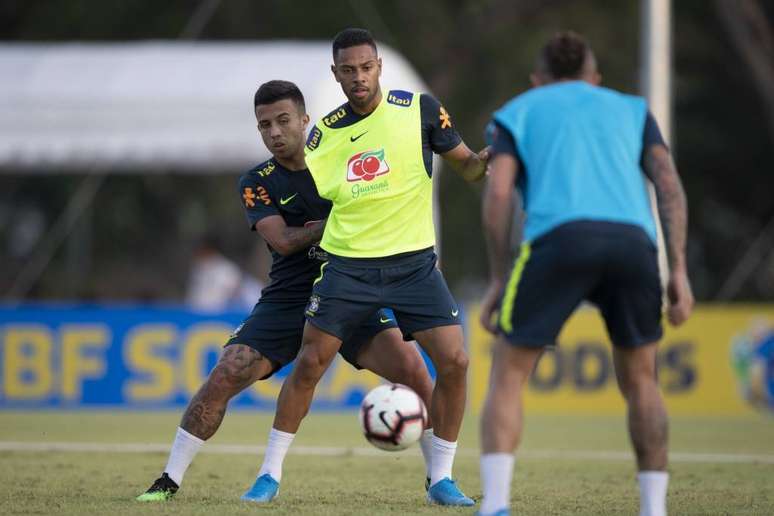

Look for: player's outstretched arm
[642,144,694,326]
[480,153,518,333]
[441,143,491,183]
[255,215,326,256]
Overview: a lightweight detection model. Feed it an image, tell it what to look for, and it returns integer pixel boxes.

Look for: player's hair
[538,31,592,79]
[332,28,377,59]
[253,80,306,112]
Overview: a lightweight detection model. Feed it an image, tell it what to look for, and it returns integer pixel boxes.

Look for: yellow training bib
[305,90,435,258]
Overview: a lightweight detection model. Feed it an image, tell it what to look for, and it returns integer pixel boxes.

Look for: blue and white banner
[0,305,422,409]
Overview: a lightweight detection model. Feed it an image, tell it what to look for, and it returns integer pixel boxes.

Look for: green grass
[1,411,773,515]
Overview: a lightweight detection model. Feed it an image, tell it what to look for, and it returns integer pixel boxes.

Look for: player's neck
[274,152,306,172]
[349,88,382,116]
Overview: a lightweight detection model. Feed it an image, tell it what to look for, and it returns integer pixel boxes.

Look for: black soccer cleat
[136,472,179,501]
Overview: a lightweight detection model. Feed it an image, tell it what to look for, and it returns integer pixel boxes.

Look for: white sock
[429,435,457,486]
[480,453,515,514]
[258,428,295,482]
[164,427,204,486]
[419,428,434,479]
[638,471,669,516]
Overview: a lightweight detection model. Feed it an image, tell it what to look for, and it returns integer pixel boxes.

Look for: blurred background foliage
[1,0,773,302]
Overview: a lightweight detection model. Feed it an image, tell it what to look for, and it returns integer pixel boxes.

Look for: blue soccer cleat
[426,477,475,506]
[240,473,279,503]
[475,509,510,516]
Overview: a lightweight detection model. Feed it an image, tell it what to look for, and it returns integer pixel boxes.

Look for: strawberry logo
[347,149,389,182]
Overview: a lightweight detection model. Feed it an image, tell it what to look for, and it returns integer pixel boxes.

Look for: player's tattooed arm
[480,153,518,332]
[642,144,688,272]
[255,215,326,256]
[643,144,694,325]
[441,142,491,182]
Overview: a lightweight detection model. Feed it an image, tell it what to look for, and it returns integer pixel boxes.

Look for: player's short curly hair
[253,80,306,112]
[332,28,377,60]
[538,31,592,79]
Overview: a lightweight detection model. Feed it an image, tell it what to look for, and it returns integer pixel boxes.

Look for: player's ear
[331,64,341,83]
[377,57,382,76]
[301,113,310,130]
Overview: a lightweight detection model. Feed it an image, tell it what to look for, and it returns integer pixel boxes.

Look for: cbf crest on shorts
[305,294,321,317]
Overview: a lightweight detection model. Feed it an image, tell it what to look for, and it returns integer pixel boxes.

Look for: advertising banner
[468,305,774,416]
[2,305,772,415]
[0,306,396,409]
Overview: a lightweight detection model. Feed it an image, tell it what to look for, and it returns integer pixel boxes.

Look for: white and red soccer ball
[359,383,427,451]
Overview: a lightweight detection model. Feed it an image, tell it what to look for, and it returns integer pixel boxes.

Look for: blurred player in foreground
[244,28,489,506]
[137,80,434,502]
[478,32,693,516]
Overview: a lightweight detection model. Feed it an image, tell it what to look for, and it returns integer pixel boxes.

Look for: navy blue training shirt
[238,158,331,303]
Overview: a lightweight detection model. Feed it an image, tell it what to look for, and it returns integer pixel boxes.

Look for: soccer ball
[359,383,427,451]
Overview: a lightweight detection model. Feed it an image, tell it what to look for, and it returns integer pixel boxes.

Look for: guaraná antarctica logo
[347,149,390,182]
[730,321,774,413]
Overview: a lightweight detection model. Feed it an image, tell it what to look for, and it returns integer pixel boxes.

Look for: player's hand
[475,146,492,181]
[478,145,491,164]
[666,268,693,326]
[479,280,504,334]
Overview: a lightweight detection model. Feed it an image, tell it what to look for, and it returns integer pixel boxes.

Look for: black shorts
[225,300,398,379]
[498,220,663,348]
[304,248,460,341]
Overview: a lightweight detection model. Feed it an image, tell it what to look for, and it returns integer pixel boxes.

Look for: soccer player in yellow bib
[245,28,488,506]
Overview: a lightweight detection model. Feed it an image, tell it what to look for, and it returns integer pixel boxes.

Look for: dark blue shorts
[498,220,663,348]
[225,300,398,378]
[304,248,460,341]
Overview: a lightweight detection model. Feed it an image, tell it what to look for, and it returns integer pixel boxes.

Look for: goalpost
[640,0,673,291]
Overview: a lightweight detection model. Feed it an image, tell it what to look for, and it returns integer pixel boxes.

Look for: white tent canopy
[0,42,430,173]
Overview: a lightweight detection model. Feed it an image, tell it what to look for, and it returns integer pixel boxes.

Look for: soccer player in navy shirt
[137,80,435,502]
[478,32,693,516]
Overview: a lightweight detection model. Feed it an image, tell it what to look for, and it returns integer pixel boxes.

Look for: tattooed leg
[180,344,272,440]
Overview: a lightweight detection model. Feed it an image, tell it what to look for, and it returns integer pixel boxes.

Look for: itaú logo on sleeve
[346,149,390,182]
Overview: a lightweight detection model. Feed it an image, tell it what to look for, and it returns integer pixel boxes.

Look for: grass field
[1,411,773,515]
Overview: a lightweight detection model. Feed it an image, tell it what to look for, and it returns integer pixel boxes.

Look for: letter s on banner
[124,325,177,401]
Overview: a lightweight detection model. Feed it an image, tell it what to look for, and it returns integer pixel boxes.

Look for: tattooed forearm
[256,216,327,257]
[643,145,688,271]
[180,345,265,440]
[280,222,325,255]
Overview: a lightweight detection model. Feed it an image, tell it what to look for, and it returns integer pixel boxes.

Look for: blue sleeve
[643,110,666,148]
[238,175,279,230]
[487,120,518,158]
